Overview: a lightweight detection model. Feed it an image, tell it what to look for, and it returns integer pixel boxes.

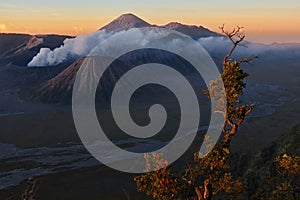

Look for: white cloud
[28,30,114,66]
[27,28,300,67]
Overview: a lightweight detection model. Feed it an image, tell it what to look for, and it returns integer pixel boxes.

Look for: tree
[256,154,300,200]
[134,25,256,200]
[272,154,300,199]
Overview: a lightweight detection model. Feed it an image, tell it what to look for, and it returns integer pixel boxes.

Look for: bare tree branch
[220,24,246,65]
[240,55,259,64]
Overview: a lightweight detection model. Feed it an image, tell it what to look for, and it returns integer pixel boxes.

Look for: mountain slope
[28,58,84,103]
[231,125,300,198]
[0,34,43,58]
[163,22,221,39]
[100,13,152,32]
[100,13,221,39]
[27,48,208,104]
[0,33,72,66]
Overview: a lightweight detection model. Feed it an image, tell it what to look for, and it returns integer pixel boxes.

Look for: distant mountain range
[0,13,224,104]
[0,13,299,156]
[0,13,221,67]
[0,13,299,106]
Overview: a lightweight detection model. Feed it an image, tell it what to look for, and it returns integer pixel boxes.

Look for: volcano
[99,13,221,39]
[99,13,152,32]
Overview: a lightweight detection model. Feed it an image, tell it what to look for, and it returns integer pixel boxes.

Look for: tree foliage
[256,154,300,200]
[134,26,255,200]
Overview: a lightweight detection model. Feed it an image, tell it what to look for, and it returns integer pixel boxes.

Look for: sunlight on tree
[134,25,256,200]
[257,154,300,200]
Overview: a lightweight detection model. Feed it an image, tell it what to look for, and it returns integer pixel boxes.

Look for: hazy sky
[0,0,299,43]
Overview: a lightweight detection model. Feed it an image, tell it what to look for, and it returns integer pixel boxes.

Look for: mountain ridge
[99,13,222,39]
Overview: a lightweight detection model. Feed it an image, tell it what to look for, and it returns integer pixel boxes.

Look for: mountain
[162,22,221,39]
[0,13,222,69]
[19,13,224,103]
[0,34,43,58]
[0,13,224,108]
[20,13,300,105]
[100,13,221,39]
[0,33,72,96]
[28,49,207,104]
[100,13,152,32]
[6,13,299,108]
[0,33,72,66]
[28,58,84,103]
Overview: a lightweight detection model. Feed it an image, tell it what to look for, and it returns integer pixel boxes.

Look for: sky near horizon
[0,0,299,43]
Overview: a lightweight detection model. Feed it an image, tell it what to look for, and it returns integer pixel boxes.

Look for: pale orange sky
[1,0,300,44]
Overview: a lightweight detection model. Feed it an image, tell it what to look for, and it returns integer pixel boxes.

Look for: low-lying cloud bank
[27,30,113,66]
[27,28,300,67]
[198,36,300,61]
